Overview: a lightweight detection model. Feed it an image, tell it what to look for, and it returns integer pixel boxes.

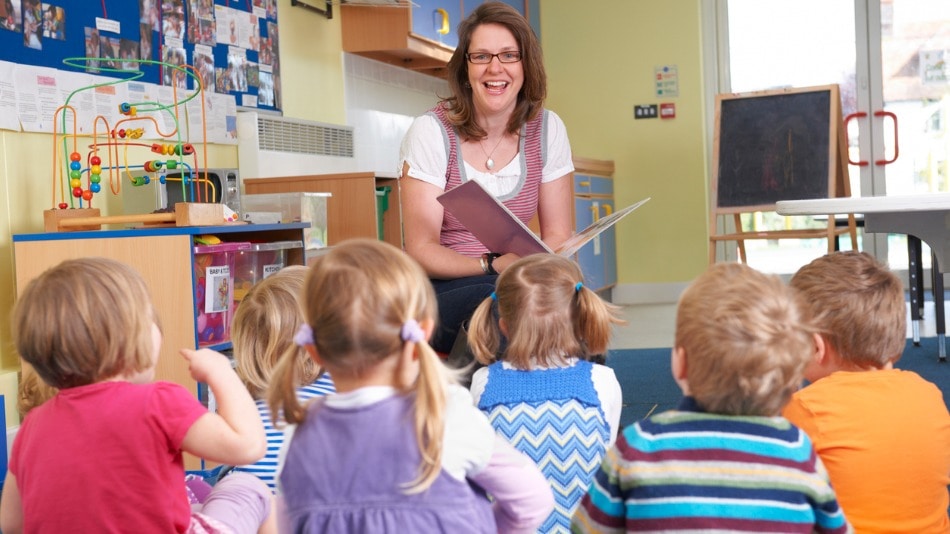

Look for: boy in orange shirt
[785,251,950,533]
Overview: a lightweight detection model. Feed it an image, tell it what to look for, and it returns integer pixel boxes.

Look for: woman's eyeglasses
[465,51,522,64]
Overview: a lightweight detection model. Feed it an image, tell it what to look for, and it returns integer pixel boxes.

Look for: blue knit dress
[477,360,610,534]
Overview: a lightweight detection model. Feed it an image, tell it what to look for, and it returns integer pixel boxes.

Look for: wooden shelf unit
[13,222,309,468]
[244,172,403,249]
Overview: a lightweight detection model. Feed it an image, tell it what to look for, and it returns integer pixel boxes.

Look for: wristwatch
[484,252,501,275]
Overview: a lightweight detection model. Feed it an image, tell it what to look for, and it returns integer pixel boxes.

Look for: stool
[907,235,946,361]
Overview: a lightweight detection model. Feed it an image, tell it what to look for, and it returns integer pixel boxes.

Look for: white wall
[343,54,448,177]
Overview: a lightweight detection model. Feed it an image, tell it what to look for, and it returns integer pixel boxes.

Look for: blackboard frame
[708,84,857,264]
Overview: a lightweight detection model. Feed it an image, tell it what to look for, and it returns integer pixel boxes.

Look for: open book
[437,179,650,258]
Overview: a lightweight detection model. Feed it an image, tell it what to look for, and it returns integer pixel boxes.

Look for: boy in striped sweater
[572,262,852,533]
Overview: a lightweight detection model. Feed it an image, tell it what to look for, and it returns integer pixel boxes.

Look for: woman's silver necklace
[479,134,505,171]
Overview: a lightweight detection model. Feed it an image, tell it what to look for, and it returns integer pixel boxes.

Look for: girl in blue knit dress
[267,239,554,533]
[467,253,625,534]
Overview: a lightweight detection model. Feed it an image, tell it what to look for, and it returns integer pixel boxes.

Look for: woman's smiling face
[467,22,523,121]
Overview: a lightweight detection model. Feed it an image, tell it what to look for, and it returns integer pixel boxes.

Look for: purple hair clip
[294,323,314,347]
[401,319,426,344]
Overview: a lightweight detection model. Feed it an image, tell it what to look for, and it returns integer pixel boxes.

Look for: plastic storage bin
[241,192,330,251]
[233,240,304,302]
[376,186,391,240]
[193,242,251,347]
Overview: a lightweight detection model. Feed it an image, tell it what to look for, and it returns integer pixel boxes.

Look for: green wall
[541,0,709,285]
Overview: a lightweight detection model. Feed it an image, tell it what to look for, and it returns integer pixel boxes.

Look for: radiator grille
[256,116,354,158]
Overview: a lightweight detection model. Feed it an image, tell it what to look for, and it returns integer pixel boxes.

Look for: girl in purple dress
[268,239,553,533]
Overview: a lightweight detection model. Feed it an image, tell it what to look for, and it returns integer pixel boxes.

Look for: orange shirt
[784,369,950,534]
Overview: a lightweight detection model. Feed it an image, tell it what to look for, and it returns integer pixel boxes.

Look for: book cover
[437,179,649,257]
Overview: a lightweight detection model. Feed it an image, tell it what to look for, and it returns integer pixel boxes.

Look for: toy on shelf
[46,56,239,232]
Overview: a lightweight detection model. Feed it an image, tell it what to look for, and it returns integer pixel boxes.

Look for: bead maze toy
[46,56,239,232]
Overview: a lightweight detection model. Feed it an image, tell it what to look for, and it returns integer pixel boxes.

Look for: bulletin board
[0,0,281,111]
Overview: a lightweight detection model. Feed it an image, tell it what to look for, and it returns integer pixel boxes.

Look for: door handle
[844,111,869,166]
[874,110,899,166]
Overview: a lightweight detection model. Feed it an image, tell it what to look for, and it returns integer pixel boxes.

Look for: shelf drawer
[574,174,614,196]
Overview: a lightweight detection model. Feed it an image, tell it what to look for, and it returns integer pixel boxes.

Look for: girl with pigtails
[266,239,553,533]
[467,253,625,534]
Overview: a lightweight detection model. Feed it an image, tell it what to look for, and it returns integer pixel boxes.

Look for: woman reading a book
[398,1,575,366]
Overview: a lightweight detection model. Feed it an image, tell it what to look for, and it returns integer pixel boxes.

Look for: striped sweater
[572,397,852,533]
[231,374,336,492]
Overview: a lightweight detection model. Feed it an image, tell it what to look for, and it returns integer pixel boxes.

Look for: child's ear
[671,346,690,395]
[498,317,509,337]
[420,317,435,341]
[305,344,322,366]
[812,333,828,364]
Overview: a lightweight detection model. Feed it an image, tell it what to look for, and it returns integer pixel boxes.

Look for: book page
[555,198,651,257]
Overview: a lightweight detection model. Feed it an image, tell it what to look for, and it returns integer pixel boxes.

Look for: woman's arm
[401,167,487,279]
[180,348,267,466]
[538,174,575,252]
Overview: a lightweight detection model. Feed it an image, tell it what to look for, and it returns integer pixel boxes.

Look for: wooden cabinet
[340,0,529,78]
[244,173,403,249]
[341,1,454,78]
[572,157,618,294]
[12,223,308,468]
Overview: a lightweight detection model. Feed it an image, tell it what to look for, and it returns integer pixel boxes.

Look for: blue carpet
[605,337,950,430]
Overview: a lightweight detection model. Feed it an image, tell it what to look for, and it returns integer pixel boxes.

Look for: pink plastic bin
[193,242,251,346]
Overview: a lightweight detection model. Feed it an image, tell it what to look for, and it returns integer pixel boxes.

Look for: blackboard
[712,85,842,213]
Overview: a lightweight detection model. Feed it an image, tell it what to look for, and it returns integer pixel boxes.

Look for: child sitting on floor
[573,262,851,533]
[785,250,950,533]
[0,257,272,533]
[466,253,624,534]
[268,239,554,532]
[230,265,335,492]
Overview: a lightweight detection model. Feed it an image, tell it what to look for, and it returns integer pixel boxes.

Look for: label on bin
[205,266,232,314]
[263,263,283,279]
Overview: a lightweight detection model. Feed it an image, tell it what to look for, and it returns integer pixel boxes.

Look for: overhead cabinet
[341,0,528,78]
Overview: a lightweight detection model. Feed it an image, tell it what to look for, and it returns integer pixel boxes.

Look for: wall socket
[634,104,658,119]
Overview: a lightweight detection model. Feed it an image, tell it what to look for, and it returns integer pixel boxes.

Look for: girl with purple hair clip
[267,239,553,533]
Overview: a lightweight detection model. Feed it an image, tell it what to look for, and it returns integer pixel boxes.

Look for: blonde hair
[17,370,58,418]
[468,254,625,368]
[13,257,160,389]
[232,265,320,399]
[790,251,905,368]
[267,239,448,493]
[675,262,815,416]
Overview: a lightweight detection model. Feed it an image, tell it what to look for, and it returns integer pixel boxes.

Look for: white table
[777,194,950,360]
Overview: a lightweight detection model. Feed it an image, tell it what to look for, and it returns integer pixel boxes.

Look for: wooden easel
[709,84,857,264]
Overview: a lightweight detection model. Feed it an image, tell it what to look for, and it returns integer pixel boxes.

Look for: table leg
[909,236,924,346]
[932,251,946,362]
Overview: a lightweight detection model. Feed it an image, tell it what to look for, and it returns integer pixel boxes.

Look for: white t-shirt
[398,110,575,198]
[469,358,623,446]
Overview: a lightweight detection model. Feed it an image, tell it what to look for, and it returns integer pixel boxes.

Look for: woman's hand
[491,253,520,274]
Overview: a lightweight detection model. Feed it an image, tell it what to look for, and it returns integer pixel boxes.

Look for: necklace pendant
[486,157,494,170]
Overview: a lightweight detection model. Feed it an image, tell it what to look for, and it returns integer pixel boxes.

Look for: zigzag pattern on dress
[486,399,609,534]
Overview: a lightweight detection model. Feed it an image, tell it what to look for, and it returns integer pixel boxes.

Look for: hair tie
[293,324,314,347]
[490,292,497,301]
[575,282,583,292]
[401,319,426,343]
